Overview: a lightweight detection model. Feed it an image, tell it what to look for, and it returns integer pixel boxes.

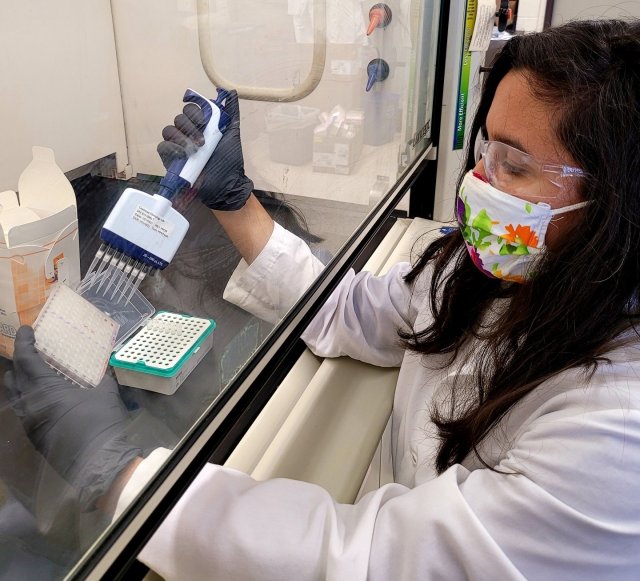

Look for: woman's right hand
[157,89,254,211]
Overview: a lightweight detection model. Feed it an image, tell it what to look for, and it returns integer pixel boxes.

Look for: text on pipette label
[132,206,174,238]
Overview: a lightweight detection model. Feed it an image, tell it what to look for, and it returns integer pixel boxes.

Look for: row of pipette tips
[79,242,153,304]
[145,318,184,337]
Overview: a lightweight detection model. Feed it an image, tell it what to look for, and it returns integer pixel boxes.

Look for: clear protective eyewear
[477,140,586,197]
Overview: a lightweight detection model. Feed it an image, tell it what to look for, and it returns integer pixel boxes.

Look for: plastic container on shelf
[363,91,400,146]
[265,104,320,165]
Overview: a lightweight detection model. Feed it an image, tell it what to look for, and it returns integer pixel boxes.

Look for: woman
[7,19,640,579]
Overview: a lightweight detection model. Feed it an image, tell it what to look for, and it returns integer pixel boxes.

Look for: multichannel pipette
[81,88,231,303]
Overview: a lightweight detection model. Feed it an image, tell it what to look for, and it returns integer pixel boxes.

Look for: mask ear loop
[550,200,591,215]
[546,200,591,238]
[542,200,590,243]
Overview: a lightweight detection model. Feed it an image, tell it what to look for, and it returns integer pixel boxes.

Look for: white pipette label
[131,205,175,239]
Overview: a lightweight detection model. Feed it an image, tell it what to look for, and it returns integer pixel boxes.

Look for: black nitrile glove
[5,326,142,510]
[158,89,254,211]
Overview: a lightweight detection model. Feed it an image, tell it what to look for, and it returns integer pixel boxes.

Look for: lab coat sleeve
[224,222,422,367]
[299,261,419,366]
[223,222,326,325]
[114,448,173,518]
[135,401,640,580]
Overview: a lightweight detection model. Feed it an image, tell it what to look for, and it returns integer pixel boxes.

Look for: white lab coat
[118,223,640,580]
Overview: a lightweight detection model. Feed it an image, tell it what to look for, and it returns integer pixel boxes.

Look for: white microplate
[113,312,211,372]
[34,283,119,388]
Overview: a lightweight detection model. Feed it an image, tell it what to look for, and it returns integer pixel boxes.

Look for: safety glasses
[477,140,586,197]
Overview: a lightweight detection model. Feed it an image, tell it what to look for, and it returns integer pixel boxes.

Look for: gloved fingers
[183,102,206,131]
[13,326,56,381]
[157,140,187,169]
[174,111,204,146]
[95,371,121,397]
[3,370,16,397]
[3,370,25,417]
[161,125,198,155]
[14,326,38,355]
[222,89,239,121]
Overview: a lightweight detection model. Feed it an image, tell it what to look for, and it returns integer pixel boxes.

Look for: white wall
[511,0,640,33]
[516,0,547,32]
[0,1,128,191]
[552,0,640,24]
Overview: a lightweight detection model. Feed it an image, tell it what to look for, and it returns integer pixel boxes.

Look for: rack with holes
[110,312,215,395]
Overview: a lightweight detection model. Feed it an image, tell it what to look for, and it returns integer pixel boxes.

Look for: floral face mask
[456,171,589,283]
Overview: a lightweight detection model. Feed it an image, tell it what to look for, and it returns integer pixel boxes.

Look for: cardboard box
[0,147,80,359]
[312,108,364,175]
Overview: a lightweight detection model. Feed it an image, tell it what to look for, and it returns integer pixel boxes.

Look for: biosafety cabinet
[0,1,534,578]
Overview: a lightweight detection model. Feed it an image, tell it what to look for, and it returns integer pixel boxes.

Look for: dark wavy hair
[400,19,640,473]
